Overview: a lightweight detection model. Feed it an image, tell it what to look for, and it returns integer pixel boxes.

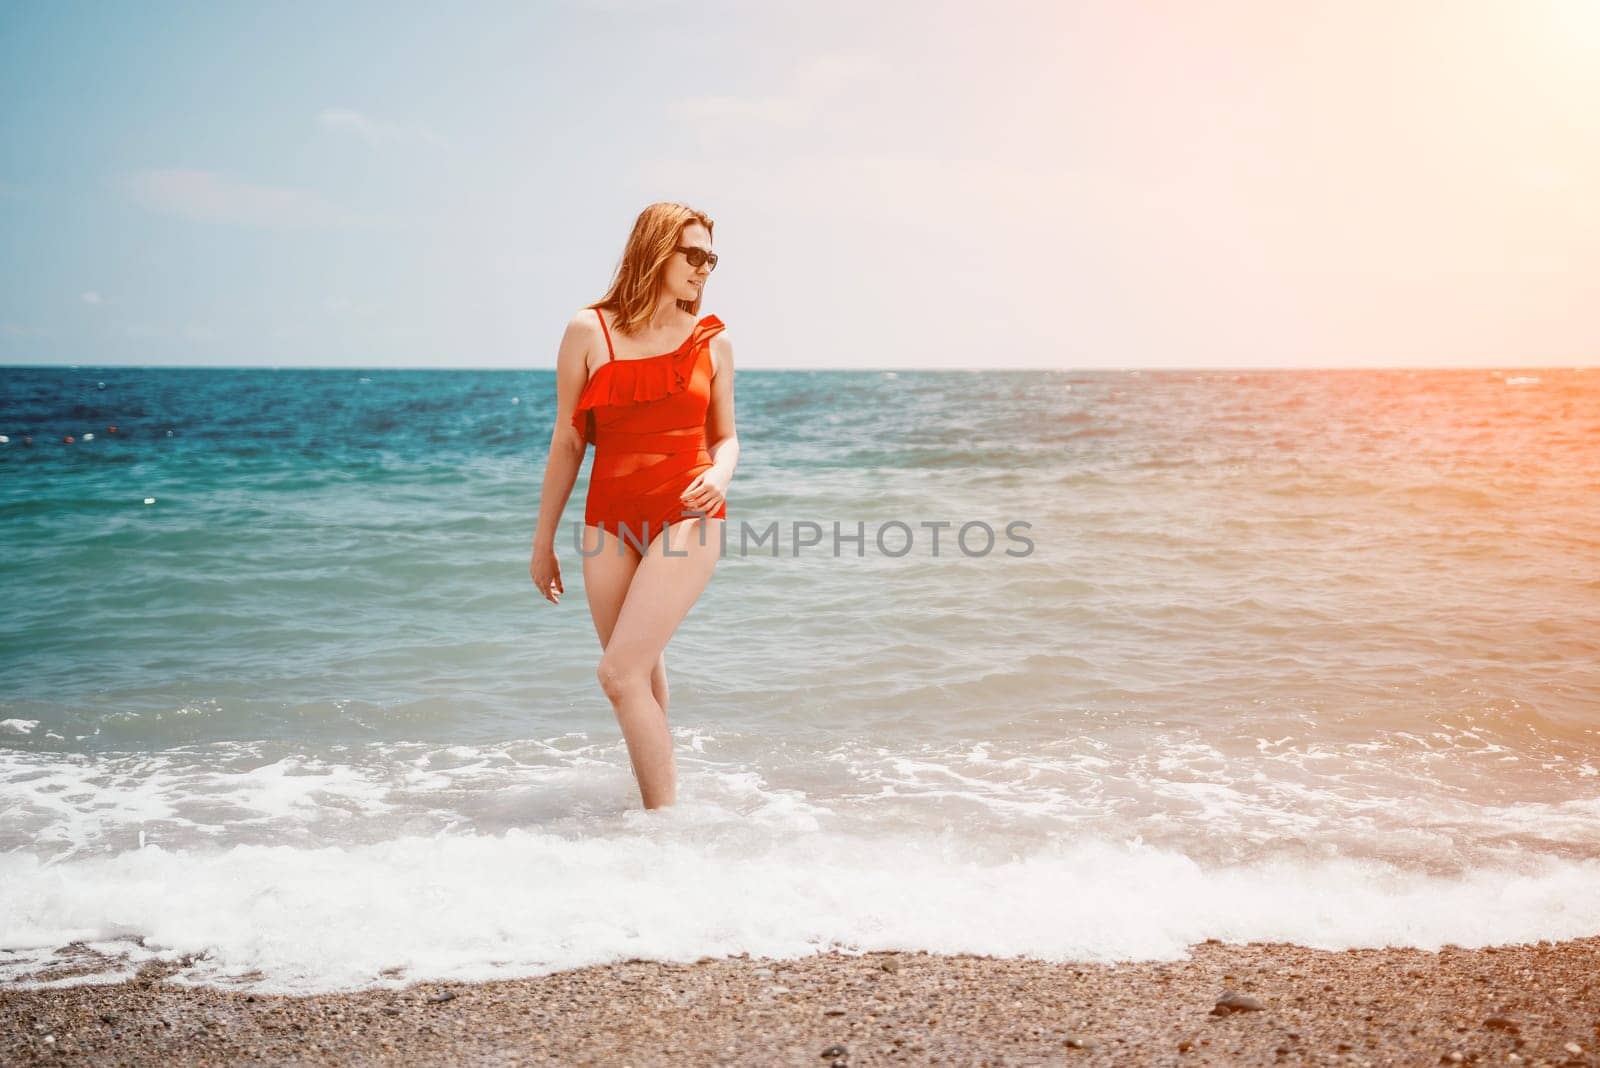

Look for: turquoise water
[2,364,1597,993]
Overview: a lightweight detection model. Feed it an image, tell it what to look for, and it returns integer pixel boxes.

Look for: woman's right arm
[529,312,593,604]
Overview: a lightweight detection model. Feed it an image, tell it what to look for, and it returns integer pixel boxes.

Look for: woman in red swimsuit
[529,203,738,811]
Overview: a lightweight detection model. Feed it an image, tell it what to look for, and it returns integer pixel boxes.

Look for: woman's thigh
[581,524,643,648]
[602,518,724,673]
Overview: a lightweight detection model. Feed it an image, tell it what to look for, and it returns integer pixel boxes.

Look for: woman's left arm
[681,331,739,513]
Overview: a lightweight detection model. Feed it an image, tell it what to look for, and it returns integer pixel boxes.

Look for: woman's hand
[680,468,729,517]
[530,542,563,605]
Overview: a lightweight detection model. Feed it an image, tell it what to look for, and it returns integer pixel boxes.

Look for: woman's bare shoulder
[708,321,733,377]
[559,307,606,373]
[568,306,605,333]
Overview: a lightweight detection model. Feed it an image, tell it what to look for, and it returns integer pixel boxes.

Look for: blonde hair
[587,202,715,335]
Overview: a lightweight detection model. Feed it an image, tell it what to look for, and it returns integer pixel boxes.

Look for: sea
[1,363,1597,995]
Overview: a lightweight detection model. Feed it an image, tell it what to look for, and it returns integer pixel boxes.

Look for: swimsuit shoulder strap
[594,307,616,362]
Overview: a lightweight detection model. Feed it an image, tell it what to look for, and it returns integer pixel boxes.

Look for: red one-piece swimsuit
[571,307,728,546]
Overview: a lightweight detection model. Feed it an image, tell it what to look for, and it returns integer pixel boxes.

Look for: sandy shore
[3,937,1597,1066]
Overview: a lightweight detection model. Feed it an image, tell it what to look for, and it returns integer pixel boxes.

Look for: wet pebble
[1212,991,1266,1015]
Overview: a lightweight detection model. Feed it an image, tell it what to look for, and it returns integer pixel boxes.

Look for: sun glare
[1547,0,1600,51]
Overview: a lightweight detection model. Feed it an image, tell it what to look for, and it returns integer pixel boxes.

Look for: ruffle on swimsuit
[570,314,725,446]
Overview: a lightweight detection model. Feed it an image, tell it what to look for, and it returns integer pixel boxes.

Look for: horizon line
[2,362,1594,373]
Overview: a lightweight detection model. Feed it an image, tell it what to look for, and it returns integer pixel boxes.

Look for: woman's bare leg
[582,526,671,723]
[596,518,724,809]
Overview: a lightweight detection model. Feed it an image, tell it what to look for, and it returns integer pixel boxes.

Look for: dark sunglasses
[676,245,719,271]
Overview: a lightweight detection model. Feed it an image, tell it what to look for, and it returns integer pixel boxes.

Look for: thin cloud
[81,291,103,305]
[790,54,889,101]
[666,52,889,130]
[668,94,814,127]
[120,169,382,229]
[322,296,382,317]
[317,108,447,149]
[115,322,172,339]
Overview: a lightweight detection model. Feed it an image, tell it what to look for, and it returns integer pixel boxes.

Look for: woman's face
[670,223,714,304]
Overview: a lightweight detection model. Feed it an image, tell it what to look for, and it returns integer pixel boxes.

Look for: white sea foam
[3,737,1599,996]
[3,823,1598,996]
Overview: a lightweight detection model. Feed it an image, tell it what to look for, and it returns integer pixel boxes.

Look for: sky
[1,0,1597,370]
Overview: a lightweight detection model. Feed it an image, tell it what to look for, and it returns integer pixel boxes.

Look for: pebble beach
[5,937,1599,1066]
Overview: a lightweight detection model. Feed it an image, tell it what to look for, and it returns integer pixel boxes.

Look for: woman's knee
[596,653,652,703]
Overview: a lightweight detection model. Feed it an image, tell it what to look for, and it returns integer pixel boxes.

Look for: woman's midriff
[586,433,725,541]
